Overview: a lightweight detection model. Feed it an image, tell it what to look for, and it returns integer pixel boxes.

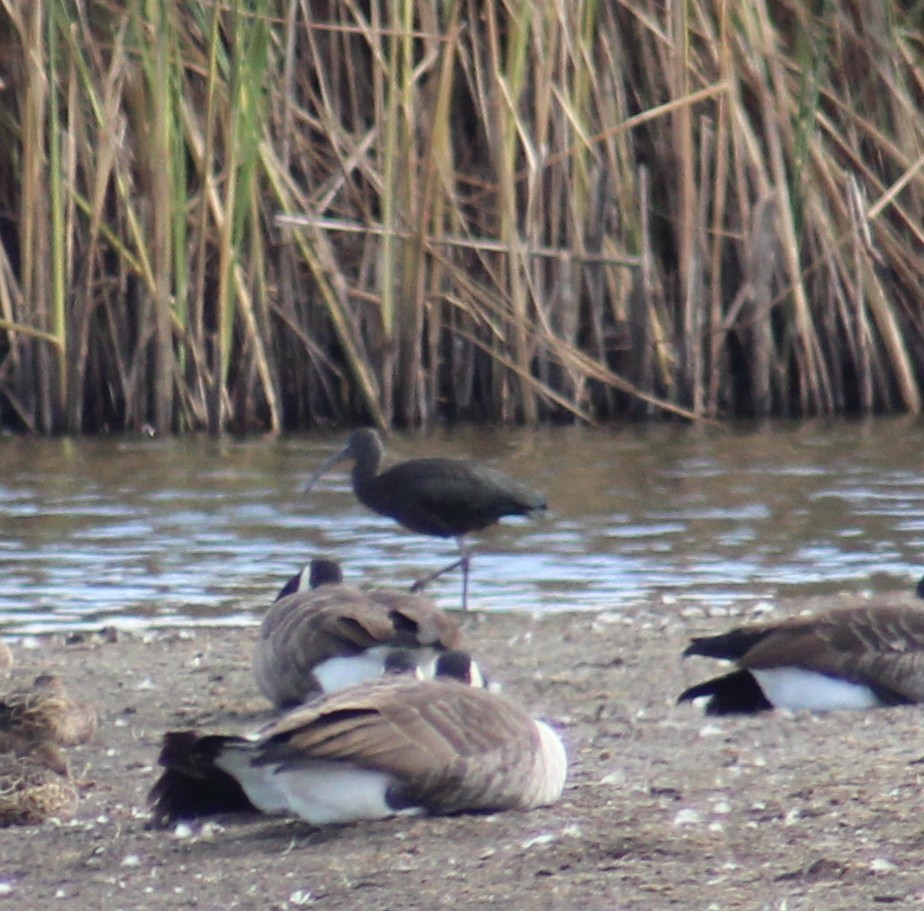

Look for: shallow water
[1,418,923,634]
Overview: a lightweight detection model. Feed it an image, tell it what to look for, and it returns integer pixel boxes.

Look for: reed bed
[0,0,921,433]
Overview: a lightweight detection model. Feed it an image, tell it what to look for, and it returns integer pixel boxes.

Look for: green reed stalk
[488,0,537,421]
[141,0,176,434]
[46,6,67,425]
[418,2,462,422]
[15,1,52,430]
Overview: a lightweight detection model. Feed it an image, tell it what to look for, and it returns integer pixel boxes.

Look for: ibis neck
[345,428,386,493]
[351,449,381,489]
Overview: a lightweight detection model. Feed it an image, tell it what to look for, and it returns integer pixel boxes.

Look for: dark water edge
[2,417,923,634]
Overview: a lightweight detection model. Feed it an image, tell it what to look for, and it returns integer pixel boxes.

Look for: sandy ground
[2,591,924,911]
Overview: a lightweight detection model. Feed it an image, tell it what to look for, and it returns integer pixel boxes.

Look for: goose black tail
[677,670,773,715]
[682,627,772,661]
[147,730,255,827]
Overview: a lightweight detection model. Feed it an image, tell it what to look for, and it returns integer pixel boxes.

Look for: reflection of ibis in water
[305,428,547,609]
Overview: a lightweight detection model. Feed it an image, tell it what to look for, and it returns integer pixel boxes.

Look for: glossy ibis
[304,428,547,609]
[148,655,565,827]
[678,604,924,715]
[254,557,463,707]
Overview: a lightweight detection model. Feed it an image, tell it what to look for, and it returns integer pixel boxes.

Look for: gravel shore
[2,591,923,910]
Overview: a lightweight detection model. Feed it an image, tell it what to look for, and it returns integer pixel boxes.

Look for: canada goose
[254,559,464,708]
[274,558,343,600]
[678,604,924,715]
[0,674,98,745]
[149,651,565,827]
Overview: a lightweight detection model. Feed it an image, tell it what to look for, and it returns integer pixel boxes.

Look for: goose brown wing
[817,606,924,653]
[741,606,924,701]
[368,590,461,650]
[254,589,401,705]
[280,596,397,653]
[260,587,395,648]
[253,679,543,811]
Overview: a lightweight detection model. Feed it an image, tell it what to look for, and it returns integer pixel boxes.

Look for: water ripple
[1,419,923,633]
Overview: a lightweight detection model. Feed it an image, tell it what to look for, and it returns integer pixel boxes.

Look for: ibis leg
[459,552,471,611]
[411,558,465,592]
[410,540,472,610]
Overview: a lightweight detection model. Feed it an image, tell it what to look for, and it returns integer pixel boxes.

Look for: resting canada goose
[149,651,565,827]
[678,604,924,715]
[254,558,464,708]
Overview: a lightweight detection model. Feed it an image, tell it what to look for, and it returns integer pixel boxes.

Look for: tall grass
[0,0,920,432]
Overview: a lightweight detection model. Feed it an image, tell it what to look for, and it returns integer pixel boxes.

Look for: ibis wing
[374,459,543,536]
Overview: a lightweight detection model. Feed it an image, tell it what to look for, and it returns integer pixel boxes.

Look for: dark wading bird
[304,428,547,610]
[678,604,924,715]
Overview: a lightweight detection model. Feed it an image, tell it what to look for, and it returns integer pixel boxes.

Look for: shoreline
[1,594,923,910]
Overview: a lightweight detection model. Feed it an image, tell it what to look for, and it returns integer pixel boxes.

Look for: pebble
[599,769,627,787]
[673,809,700,826]
[521,833,555,849]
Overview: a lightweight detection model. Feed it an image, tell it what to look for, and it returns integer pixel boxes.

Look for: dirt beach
[2,591,924,911]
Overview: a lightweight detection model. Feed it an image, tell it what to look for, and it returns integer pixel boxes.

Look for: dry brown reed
[0,0,920,432]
